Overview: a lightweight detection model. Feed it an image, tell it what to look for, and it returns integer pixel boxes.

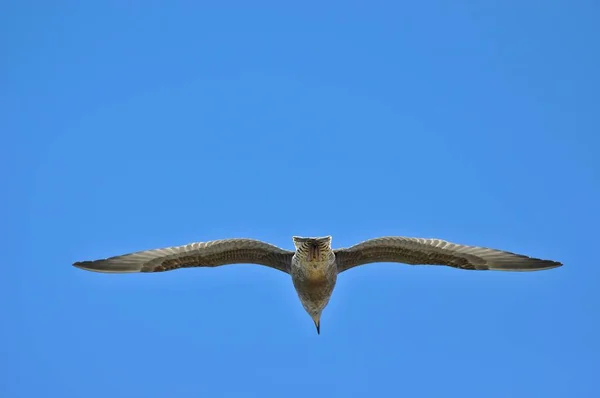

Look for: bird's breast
[291,257,336,287]
[304,262,328,279]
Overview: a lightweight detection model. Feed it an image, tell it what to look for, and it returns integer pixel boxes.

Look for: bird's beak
[312,315,321,335]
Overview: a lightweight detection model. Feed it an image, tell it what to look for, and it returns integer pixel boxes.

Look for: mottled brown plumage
[334,237,561,272]
[73,235,562,333]
[74,239,293,274]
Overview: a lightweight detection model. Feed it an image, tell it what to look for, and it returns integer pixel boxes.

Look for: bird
[73,235,562,334]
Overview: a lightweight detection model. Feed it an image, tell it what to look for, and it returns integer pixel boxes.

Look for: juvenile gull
[73,236,562,334]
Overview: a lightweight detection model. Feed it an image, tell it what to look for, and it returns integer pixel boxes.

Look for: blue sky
[4,1,599,397]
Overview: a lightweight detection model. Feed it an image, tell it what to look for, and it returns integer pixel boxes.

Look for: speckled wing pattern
[334,237,562,273]
[73,239,294,274]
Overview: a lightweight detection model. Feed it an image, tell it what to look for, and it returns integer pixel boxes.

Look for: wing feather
[73,238,294,274]
[334,237,562,273]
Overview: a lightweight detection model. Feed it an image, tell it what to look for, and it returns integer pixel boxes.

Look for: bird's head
[292,236,332,262]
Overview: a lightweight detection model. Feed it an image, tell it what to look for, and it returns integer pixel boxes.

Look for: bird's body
[73,235,562,333]
[290,237,338,331]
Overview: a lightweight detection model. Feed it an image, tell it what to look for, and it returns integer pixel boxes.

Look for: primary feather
[334,237,562,272]
[73,238,294,274]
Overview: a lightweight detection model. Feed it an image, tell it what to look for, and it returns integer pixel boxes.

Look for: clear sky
[4,1,599,397]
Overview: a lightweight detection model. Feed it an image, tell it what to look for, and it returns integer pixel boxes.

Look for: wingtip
[550,260,563,269]
[539,258,563,270]
[509,259,564,272]
[72,261,104,273]
[72,261,89,270]
[72,260,141,274]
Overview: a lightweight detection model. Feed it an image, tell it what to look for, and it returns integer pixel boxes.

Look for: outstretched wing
[334,237,562,273]
[73,238,294,274]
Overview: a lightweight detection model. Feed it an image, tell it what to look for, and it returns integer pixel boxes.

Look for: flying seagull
[73,236,562,334]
